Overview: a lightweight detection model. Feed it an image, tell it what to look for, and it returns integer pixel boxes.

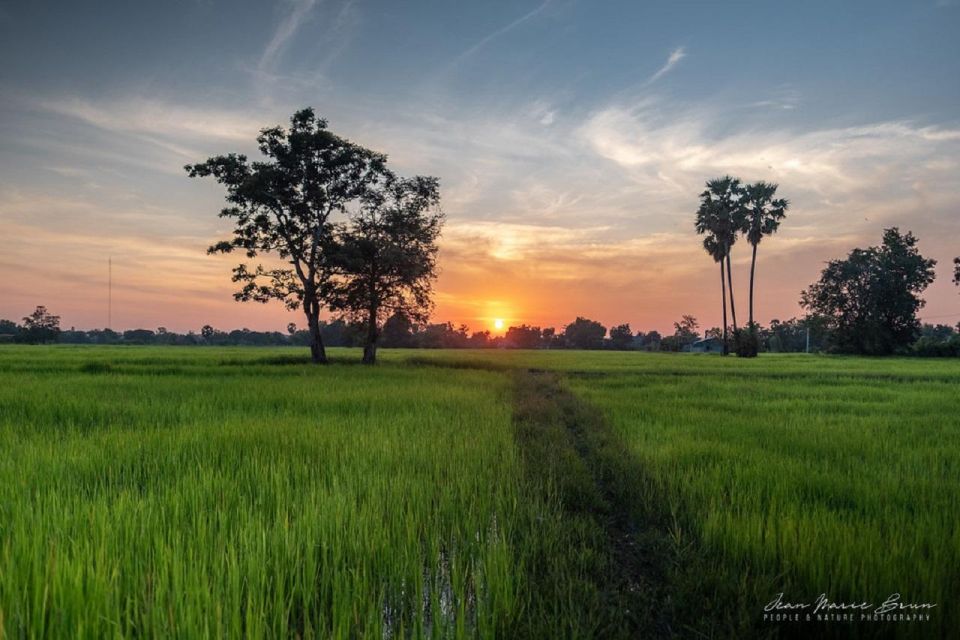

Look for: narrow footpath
[509,369,675,639]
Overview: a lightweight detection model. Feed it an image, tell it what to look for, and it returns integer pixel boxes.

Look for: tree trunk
[747,241,759,357]
[720,260,729,356]
[725,249,738,332]
[362,304,378,365]
[749,242,757,328]
[305,298,328,364]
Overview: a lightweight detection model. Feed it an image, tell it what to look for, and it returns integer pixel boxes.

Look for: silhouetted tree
[123,329,155,344]
[741,181,788,356]
[329,174,443,364]
[541,327,562,349]
[954,257,959,288]
[912,323,960,357]
[563,317,607,349]
[381,312,416,348]
[608,323,634,350]
[701,235,729,354]
[669,315,700,351]
[21,306,60,344]
[504,325,542,349]
[468,330,491,348]
[704,327,723,340]
[801,228,936,354]
[186,108,387,363]
[0,319,19,337]
[696,177,744,354]
[416,322,468,349]
[636,330,662,351]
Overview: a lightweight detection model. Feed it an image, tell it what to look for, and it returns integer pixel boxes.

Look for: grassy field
[0,346,957,638]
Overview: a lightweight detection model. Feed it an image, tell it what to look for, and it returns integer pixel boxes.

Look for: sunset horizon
[2,1,958,336]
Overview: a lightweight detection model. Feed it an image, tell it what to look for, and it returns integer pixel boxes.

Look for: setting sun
[493,318,505,330]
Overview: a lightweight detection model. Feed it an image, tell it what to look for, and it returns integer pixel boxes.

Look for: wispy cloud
[37,96,267,142]
[259,0,319,72]
[747,86,801,111]
[449,0,553,67]
[9,81,960,331]
[645,47,686,85]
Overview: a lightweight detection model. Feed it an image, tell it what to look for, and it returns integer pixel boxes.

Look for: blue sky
[1,0,958,332]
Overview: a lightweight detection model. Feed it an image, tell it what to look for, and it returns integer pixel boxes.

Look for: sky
[1,0,959,335]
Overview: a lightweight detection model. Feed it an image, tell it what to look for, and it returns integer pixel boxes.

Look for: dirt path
[510,369,676,639]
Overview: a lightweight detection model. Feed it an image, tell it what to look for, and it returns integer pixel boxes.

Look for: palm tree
[741,181,788,354]
[702,235,729,354]
[696,176,744,342]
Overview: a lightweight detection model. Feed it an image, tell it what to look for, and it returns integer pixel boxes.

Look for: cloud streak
[259,0,319,72]
[645,47,686,85]
[449,0,553,67]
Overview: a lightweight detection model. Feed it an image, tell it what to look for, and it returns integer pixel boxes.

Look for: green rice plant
[1,346,957,638]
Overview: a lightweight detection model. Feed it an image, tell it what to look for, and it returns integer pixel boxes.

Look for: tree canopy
[562,317,607,349]
[185,108,388,363]
[20,306,61,344]
[329,174,444,364]
[801,228,936,355]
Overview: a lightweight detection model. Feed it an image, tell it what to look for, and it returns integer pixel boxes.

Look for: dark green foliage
[380,313,416,348]
[801,228,936,355]
[504,324,542,349]
[415,322,470,348]
[911,335,960,357]
[20,306,60,344]
[911,324,960,357]
[661,315,699,351]
[607,323,634,350]
[563,317,607,349]
[761,316,828,353]
[122,329,156,344]
[0,318,19,336]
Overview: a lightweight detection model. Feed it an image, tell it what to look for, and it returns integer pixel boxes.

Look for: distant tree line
[6,304,957,356]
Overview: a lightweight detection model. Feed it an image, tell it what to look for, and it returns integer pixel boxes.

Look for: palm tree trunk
[748,241,758,357]
[720,260,729,356]
[725,249,738,332]
[749,242,757,328]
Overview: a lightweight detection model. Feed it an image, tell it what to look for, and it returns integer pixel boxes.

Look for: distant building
[689,337,723,353]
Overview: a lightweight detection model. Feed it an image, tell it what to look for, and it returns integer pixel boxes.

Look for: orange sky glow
[2,1,959,338]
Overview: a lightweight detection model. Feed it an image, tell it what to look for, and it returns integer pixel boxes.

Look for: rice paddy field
[0,346,957,638]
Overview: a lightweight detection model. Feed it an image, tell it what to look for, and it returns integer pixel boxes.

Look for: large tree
[329,174,443,364]
[953,257,959,288]
[800,228,936,355]
[741,181,788,356]
[185,108,387,364]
